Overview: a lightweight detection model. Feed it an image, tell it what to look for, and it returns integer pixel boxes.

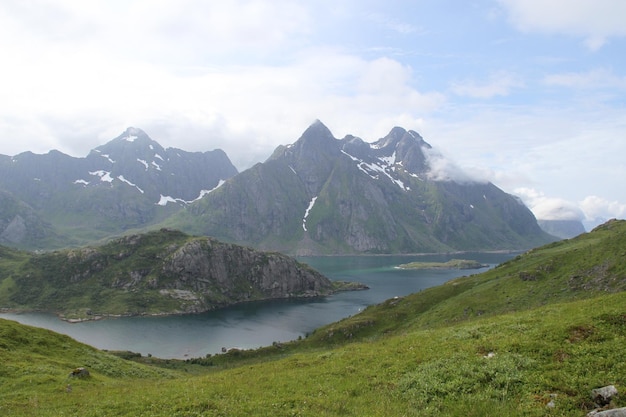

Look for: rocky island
[396,259,489,270]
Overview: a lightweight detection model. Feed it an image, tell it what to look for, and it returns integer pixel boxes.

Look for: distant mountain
[537,219,586,239]
[0,128,238,248]
[0,190,64,249]
[167,121,554,255]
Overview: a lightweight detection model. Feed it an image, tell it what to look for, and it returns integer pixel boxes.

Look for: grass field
[1,220,625,416]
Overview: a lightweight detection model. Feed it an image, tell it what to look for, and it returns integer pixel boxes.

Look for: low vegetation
[396,258,488,270]
[1,219,625,416]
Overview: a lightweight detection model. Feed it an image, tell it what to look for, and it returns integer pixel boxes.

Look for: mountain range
[167,121,554,254]
[0,127,237,248]
[0,122,555,253]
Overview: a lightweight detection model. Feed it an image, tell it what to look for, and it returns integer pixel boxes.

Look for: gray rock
[587,407,626,417]
[592,385,619,406]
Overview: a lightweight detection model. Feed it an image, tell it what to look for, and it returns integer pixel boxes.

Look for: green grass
[3,293,626,416]
[1,220,626,416]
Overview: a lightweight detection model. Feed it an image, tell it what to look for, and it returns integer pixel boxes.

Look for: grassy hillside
[309,219,626,343]
[1,220,625,416]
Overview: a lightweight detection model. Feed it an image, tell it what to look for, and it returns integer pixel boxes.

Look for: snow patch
[157,195,184,206]
[117,175,144,193]
[289,165,297,175]
[137,159,149,170]
[101,154,115,163]
[341,150,408,191]
[191,180,226,201]
[124,134,138,142]
[74,179,89,185]
[154,153,164,161]
[89,170,114,183]
[151,161,162,171]
[302,196,318,231]
[378,151,396,166]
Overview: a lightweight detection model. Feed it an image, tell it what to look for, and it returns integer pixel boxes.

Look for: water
[0,253,515,359]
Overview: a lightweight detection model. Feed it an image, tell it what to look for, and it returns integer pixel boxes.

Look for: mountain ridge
[0,128,238,248]
[168,121,554,255]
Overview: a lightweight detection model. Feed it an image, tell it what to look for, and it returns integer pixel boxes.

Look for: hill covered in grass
[1,219,625,416]
[0,229,362,321]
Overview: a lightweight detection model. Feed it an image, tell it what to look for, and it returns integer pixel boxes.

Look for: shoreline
[0,282,369,323]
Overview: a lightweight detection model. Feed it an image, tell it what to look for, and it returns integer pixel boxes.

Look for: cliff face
[161,238,333,300]
[0,229,349,319]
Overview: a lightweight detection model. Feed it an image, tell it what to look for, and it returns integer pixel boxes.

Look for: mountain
[0,190,56,249]
[0,228,362,320]
[168,121,554,255]
[0,128,238,248]
[538,219,586,239]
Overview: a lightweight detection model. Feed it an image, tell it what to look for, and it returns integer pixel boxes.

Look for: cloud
[514,188,584,221]
[450,71,523,99]
[422,146,487,184]
[514,188,626,224]
[579,195,626,222]
[498,0,626,50]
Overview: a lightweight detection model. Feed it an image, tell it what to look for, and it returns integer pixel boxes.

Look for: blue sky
[0,0,624,227]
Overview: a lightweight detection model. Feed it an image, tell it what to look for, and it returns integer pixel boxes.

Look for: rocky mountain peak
[297,120,336,148]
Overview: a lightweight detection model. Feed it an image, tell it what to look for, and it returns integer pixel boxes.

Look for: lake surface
[0,253,515,359]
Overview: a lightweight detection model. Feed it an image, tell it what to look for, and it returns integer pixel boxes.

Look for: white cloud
[579,195,626,222]
[515,188,626,225]
[423,147,487,184]
[451,71,523,99]
[499,0,626,50]
[514,187,584,221]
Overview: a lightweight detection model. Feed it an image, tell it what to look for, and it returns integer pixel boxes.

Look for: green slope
[1,219,625,416]
[309,219,626,343]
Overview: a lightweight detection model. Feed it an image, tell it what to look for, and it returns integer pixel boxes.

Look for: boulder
[592,385,619,406]
[587,407,626,417]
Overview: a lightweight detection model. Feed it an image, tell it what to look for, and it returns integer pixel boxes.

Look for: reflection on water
[0,253,515,359]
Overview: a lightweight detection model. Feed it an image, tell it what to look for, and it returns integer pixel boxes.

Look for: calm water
[0,253,514,359]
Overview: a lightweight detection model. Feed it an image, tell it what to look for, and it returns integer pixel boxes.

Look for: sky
[0,0,624,229]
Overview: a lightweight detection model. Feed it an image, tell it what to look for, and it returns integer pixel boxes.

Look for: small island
[396,259,489,270]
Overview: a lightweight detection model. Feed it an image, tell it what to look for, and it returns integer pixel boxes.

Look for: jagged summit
[298,120,336,147]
